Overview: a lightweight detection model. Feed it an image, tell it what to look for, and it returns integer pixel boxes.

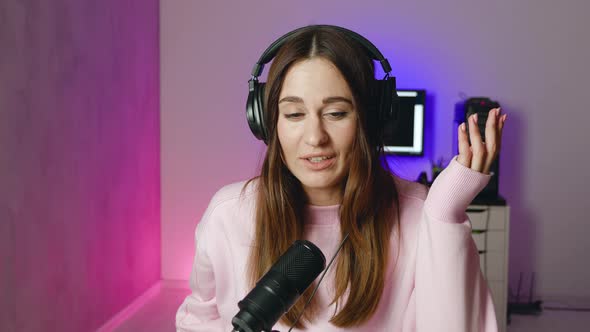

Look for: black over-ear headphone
[246,24,398,144]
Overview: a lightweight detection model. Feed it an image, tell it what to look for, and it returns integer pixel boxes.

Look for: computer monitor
[383,89,426,156]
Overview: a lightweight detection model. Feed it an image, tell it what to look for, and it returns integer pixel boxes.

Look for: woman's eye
[325,112,348,119]
[284,112,304,119]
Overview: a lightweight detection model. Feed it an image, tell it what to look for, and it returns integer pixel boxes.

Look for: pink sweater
[176,158,499,331]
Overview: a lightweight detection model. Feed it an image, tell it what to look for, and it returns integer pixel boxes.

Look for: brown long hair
[246,26,400,328]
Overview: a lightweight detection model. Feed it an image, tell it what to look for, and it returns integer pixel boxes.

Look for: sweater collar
[304,204,340,225]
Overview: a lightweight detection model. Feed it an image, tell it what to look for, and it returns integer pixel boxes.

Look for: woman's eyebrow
[278,96,353,105]
[322,96,353,105]
[278,96,304,104]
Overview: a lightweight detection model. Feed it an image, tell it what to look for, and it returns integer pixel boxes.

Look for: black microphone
[231,240,326,332]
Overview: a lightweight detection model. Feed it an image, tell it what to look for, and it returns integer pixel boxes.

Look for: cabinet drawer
[467,207,490,230]
[479,252,486,275]
[467,206,506,230]
[486,230,506,252]
[472,230,506,253]
[483,251,506,281]
[472,231,486,251]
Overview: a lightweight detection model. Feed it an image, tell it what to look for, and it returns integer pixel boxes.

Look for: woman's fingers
[457,122,472,168]
[455,108,507,175]
[468,113,486,172]
[499,113,507,137]
[483,108,500,174]
[497,112,507,155]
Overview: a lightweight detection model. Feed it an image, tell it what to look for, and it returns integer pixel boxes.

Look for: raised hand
[456,108,507,174]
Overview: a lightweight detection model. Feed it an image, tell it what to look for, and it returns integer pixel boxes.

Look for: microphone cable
[287,232,350,332]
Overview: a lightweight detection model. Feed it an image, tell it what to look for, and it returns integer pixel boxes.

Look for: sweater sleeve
[415,156,499,331]
[175,215,224,331]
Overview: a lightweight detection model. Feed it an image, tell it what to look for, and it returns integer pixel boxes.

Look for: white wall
[161,0,590,300]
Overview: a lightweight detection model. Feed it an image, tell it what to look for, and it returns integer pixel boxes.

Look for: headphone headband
[251,25,392,78]
[246,24,398,144]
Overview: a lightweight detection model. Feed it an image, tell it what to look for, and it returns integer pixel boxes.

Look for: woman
[176,25,506,331]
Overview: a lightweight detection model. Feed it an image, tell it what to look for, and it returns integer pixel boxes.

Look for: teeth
[308,156,330,163]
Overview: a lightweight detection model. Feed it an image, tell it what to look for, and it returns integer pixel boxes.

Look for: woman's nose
[303,116,329,147]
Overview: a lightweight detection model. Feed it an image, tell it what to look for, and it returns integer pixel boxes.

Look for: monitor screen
[383,89,426,156]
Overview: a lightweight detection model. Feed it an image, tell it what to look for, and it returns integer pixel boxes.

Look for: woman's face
[277,57,357,206]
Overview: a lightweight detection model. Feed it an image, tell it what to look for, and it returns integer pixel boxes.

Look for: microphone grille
[270,240,326,293]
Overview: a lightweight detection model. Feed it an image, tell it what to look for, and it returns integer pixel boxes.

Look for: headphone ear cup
[382,77,397,123]
[246,81,268,142]
[256,82,267,142]
[389,78,399,124]
[374,78,397,124]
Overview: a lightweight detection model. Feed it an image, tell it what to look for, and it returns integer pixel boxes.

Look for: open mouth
[307,156,334,163]
[301,155,336,171]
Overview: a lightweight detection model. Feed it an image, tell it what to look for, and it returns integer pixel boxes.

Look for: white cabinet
[467,204,510,332]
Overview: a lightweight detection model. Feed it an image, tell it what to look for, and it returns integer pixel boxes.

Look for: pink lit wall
[161,0,590,302]
[0,1,160,331]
